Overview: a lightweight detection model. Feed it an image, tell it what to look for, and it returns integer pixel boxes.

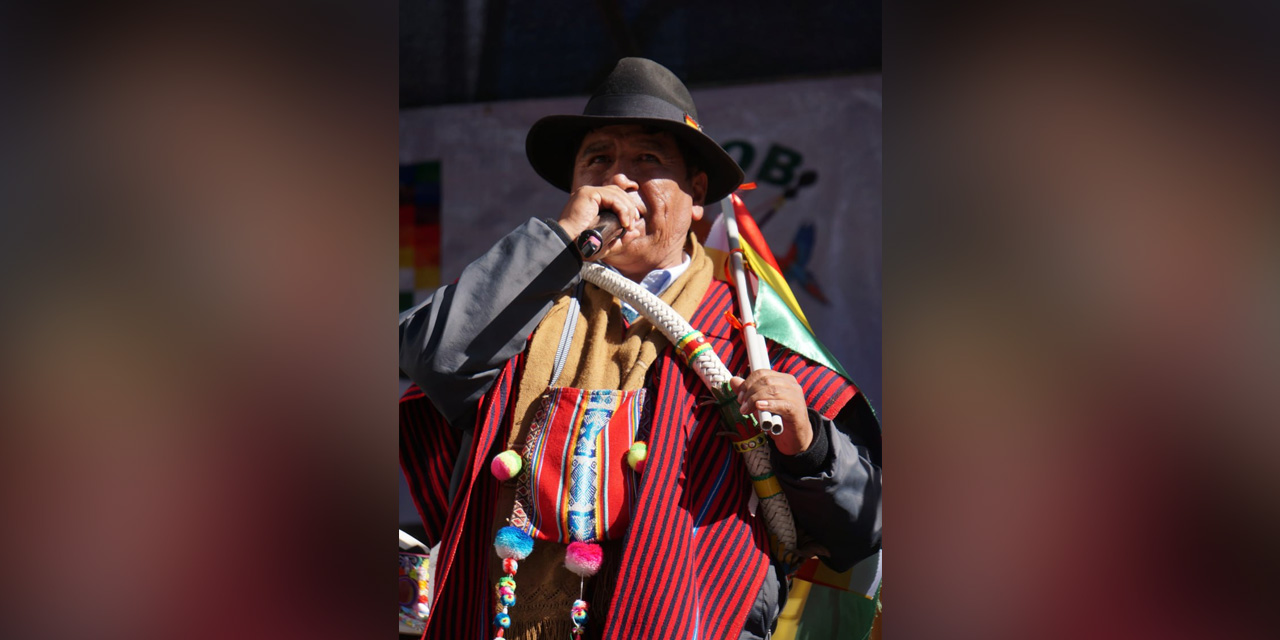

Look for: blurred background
[887,2,1280,638]
[0,2,397,639]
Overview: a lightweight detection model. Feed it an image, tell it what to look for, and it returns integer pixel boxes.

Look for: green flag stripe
[754,278,851,379]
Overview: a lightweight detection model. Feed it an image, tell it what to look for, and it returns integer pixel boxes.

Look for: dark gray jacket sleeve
[772,398,882,572]
[399,218,581,427]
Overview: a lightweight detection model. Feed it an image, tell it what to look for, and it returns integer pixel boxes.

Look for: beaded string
[565,541,602,637]
[491,527,531,639]
[489,442,623,639]
[488,500,609,639]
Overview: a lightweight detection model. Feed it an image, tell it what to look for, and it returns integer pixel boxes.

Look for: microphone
[575,209,624,259]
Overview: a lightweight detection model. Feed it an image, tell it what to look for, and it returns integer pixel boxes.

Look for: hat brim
[526,114,745,205]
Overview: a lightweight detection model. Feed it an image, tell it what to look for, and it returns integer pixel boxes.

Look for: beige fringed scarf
[489,233,713,640]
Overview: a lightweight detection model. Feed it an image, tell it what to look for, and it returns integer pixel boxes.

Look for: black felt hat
[526,57,744,204]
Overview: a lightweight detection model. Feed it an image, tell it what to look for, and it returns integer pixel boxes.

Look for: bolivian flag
[704,193,855,380]
[703,192,881,640]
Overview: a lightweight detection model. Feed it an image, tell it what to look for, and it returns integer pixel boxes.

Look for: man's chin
[599,250,654,280]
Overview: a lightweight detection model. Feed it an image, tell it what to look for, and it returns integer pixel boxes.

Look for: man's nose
[605,169,639,191]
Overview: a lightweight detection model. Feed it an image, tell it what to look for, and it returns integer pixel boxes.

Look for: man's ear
[690,171,709,221]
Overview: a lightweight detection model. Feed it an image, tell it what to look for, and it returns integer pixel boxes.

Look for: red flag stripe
[730,193,782,273]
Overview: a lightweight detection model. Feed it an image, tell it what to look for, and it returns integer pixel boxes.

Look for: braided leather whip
[580,263,800,562]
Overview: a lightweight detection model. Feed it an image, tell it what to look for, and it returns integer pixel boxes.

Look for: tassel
[494,526,534,560]
[491,526,532,635]
[565,541,602,637]
[564,541,604,577]
[570,598,589,637]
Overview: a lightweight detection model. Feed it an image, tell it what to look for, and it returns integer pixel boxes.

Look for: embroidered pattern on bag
[515,387,646,543]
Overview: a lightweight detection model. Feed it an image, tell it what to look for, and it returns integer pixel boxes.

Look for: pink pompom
[564,541,604,577]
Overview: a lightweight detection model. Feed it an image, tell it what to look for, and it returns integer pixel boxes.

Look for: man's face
[571,124,708,276]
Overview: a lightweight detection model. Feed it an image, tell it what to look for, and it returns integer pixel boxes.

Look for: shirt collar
[609,253,691,325]
[637,252,691,298]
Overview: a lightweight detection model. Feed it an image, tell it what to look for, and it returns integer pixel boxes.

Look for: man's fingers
[734,372,766,403]
[597,186,643,228]
[730,371,813,451]
[741,395,791,415]
[735,371,803,412]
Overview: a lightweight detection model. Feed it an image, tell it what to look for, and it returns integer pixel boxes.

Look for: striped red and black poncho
[400,279,856,639]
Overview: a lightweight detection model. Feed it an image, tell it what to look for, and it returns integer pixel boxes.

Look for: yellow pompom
[626,441,648,473]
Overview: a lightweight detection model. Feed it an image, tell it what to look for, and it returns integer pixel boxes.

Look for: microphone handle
[575,210,623,259]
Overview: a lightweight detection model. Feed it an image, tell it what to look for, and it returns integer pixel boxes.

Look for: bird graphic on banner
[777,223,829,306]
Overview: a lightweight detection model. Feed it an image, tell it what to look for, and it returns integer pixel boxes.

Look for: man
[400,58,880,640]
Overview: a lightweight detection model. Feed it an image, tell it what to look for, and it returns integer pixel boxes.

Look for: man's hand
[557,185,645,261]
[729,370,813,456]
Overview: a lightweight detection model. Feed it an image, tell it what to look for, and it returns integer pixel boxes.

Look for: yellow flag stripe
[739,242,814,333]
[771,577,813,640]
